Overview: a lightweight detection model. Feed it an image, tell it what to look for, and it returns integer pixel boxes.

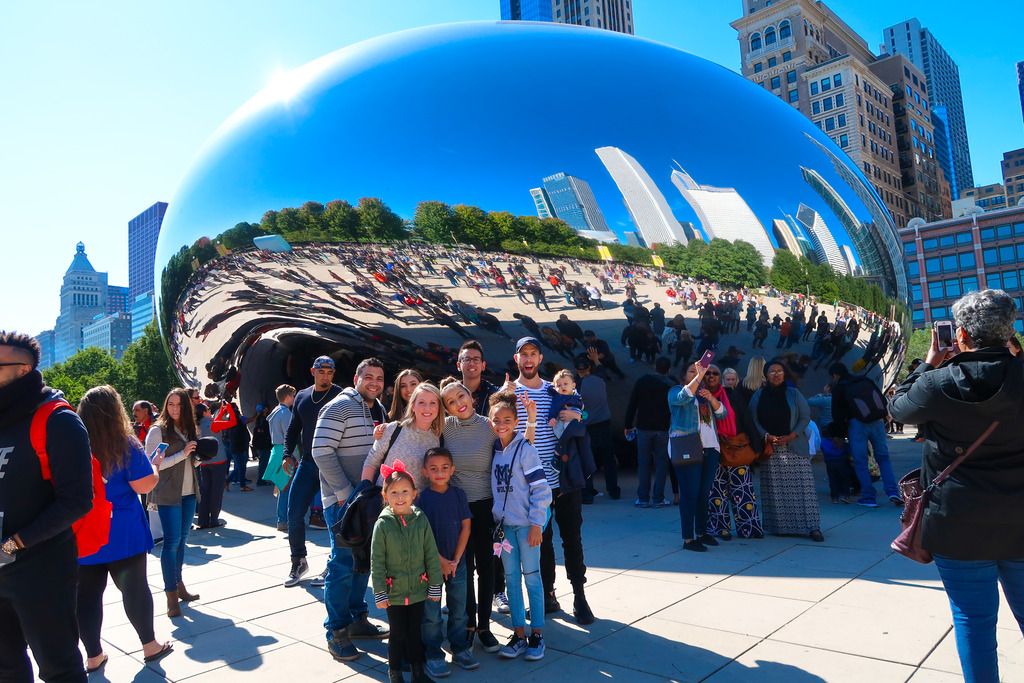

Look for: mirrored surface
[157,21,909,410]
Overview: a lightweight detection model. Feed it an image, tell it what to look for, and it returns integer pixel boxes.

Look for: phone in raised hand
[698,350,715,369]
[934,320,954,351]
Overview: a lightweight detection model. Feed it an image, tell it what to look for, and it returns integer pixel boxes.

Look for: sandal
[86,654,108,674]
[143,642,174,663]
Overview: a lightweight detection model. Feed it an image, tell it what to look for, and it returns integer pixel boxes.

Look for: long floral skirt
[760,445,821,535]
[705,464,764,538]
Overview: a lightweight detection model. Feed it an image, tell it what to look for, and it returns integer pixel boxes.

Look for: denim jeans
[323,503,370,638]
[673,461,702,540]
[696,448,720,535]
[635,430,669,503]
[288,458,321,559]
[157,494,197,591]
[276,479,290,524]
[227,442,248,485]
[847,419,899,503]
[934,555,1024,683]
[422,561,470,658]
[254,448,271,483]
[502,525,544,631]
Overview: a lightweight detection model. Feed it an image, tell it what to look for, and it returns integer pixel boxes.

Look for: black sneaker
[573,594,595,625]
[284,558,308,587]
[683,540,707,552]
[699,534,719,547]
[327,628,360,662]
[476,630,500,653]
[544,592,561,614]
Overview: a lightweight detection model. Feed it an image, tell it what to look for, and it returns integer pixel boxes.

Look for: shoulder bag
[891,421,998,564]
[720,432,757,468]
[669,432,704,467]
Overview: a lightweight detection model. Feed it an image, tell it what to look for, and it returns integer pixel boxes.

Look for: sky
[2,0,1022,335]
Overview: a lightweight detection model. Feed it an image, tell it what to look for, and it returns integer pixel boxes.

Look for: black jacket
[335,480,383,574]
[623,373,673,431]
[890,348,1024,560]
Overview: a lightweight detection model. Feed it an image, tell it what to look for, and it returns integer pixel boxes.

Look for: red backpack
[30,399,113,558]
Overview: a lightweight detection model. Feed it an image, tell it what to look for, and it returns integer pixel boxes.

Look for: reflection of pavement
[79,433,1024,681]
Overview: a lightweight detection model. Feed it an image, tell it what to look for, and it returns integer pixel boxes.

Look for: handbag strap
[495,439,524,527]
[930,421,999,489]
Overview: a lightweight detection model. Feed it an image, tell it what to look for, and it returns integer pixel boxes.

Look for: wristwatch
[1,538,19,555]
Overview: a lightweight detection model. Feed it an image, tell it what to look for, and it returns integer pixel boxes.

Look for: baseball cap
[515,337,542,353]
[312,355,336,369]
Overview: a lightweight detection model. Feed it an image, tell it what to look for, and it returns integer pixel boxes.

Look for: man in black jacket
[624,356,674,507]
[0,331,93,682]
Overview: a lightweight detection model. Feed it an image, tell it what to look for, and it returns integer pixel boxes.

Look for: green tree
[43,348,125,407]
[769,250,806,293]
[357,197,406,241]
[452,204,496,248]
[220,222,264,251]
[323,200,360,241]
[413,201,457,243]
[120,322,178,407]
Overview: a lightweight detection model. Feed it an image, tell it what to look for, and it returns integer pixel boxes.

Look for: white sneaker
[494,591,510,614]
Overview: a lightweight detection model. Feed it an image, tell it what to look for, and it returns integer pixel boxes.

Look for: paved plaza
[78,431,1022,682]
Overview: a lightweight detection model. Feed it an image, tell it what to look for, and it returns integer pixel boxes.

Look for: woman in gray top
[361,383,442,492]
[439,378,503,654]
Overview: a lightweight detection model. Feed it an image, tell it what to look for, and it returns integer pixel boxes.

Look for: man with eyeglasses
[0,331,93,682]
[456,341,498,416]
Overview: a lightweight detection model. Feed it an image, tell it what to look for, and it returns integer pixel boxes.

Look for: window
[942,254,957,272]
[904,242,917,256]
[786,70,796,84]
[821,78,832,92]
[812,101,821,114]
[956,231,972,245]
[931,306,949,319]
[833,74,842,87]
[823,97,834,111]
[959,252,975,269]
[837,113,846,127]
[770,76,781,89]
[810,81,819,95]
[925,257,941,274]
[765,26,777,45]
[961,276,978,293]
[788,89,799,103]
[929,281,944,300]
[754,62,763,73]
[824,117,835,131]
[1015,223,1024,236]
[750,33,762,50]
[987,273,1003,289]
[1000,245,1015,263]
[779,19,792,39]
[783,51,792,62]
[1017,243,1024,261]
[998,224,1013,240]
[945,278,961,298]
[839,133,849,147]
[1004,270,1020,290]
[981,227,996,242]
[835,93,844,107]
[911,284,922,302]
[939,235,955,248]
[912,309,925,323]
[983,248,998,266]
[922,238,938,250]
[906,260,920,277]
[768,56,778,67]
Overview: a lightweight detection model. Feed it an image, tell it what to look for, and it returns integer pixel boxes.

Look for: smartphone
[699,350,715,369]
[152,442,169,459]
[934,320,954,350]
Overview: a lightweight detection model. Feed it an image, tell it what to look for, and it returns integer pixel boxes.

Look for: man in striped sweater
[311,358,388,663]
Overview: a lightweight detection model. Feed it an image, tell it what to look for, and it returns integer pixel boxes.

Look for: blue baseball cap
[515,337,542,353]
[312,355,336,369]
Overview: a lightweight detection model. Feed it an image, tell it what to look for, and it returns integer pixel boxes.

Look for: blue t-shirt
[418,486,471,563]
[79,442,155,565]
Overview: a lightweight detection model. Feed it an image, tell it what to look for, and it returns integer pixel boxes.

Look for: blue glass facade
[500,0,552,21]
[131,291,154,341]
[129,201,167,300]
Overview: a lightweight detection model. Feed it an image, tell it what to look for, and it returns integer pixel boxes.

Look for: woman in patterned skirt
[705,368,764,540]
[748,360,824,542]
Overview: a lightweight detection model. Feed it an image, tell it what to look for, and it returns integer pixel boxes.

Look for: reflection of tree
[770,250,901,318]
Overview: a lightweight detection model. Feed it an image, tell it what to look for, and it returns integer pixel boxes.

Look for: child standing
[820,424,854,504]
[370,461,443,683]
[489,391,553,662]
[418,448,479,677]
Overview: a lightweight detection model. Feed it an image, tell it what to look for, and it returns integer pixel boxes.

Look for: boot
[572,585,595,626]
[165,591,181,618]
[176,580,199,602]
[410,662,435,683]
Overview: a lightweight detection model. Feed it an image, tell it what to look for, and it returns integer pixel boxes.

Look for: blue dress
[79,443,155,565]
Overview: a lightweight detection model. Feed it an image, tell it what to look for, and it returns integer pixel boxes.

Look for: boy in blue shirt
[820,424,855,504]
[419,447,477,677]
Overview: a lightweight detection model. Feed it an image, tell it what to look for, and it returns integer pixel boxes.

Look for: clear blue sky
[3,0,1021,335]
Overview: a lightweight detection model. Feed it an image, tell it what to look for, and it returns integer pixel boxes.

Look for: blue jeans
[422,561,470,658]
[636,430,669,503]
[934,556,1024,683]
[276,479,290,524]
[847,419,899,503]
[502,525,544,631]
[323,503,370,638]
[288,458,321,558]
[157,494,197,592]
[673,461,702,540]
[696,448,720,535]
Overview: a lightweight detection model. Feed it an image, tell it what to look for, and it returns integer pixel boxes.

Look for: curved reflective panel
[157,21,908,410]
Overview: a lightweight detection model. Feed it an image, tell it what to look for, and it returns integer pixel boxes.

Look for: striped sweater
[443,414,495,503]
[515,379,559,489]
[311,387,387,507]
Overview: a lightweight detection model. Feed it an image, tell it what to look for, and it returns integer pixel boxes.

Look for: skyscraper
[36,330,56,371]
[882,19,973,198]
[841,244,860,275]
[671,165,776,265]
[501,0,633,33]
[540,172,614,241]
[128,201,167,300]
[771,218,802,256]
[54,242,110,363]
[795,204,849,275]
[1018,61,1024,127]
[82,313,133,360]
[530,187,554,218]
[595,146,687,247]
[107,285,130,314]
[1003,148,1024,209]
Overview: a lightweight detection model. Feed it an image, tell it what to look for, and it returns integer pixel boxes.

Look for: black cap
[515,336,542,353]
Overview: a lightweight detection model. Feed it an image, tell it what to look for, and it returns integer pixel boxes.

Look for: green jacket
[370,506,443,606]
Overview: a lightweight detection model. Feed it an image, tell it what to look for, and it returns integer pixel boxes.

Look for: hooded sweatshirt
[491,433,552,529]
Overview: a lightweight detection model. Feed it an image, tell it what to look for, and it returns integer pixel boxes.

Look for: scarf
[757,383,791,437]
[710,385,737,438]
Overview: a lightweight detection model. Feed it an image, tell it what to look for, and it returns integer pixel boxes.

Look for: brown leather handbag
[891,421,998,564]
[720,433,757,467]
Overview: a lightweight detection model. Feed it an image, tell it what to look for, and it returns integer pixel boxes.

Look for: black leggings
[386,602,425,670]
[465,499,496,631]
[77,553,154,658]
[196,463,227,527]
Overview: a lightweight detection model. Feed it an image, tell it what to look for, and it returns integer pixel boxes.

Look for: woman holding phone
[145,388,201,617]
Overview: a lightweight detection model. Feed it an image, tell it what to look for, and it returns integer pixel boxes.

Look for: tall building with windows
[501,0,633,33]
[53,242,110,364]
[500,0,552,21]
[82,312,133,360]
[670,165,776,265]
[595,146,686,246]
[731,0,909,227]
[1003,148,1024,209]
[131,292,154,341]
[1018,61,1024,126]
[959,184,1008,213]
[36,330,56,371]
[795,203,850,275]
[901,205,1024,330]
[107,285,130,315]
[529,187,554,218]
[771,218,803,255]
[882,19,973,198]
[540,172,614,241]
[128,201,167,300]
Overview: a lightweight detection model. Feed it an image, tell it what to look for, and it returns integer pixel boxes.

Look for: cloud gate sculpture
[156,21,909,412]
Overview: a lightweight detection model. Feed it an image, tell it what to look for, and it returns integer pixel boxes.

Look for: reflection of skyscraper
[795,204,849,275]
[671,165,776,265]
[624,231,645,248]
[841,244,859,275]
[595,146,687,246]
[500,0,633,33]
[771,219,801,256]
[500,0,552,21]
[540,172,614,242]
[530,187,554,218]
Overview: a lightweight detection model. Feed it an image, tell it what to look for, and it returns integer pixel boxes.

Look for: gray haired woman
[890,289,1024,683]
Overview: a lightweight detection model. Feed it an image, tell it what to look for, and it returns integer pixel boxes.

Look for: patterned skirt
[706,464,764,538]
[760,444,821,535]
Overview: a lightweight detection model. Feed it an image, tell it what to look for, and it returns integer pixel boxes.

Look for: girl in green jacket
[371,460,443,683]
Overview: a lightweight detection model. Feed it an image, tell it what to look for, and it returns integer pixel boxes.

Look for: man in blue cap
[283,356,342,588]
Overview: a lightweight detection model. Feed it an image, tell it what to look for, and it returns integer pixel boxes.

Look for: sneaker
[683,540,707,552]
[308,512,328,530]
[498,634,528,659]
[453,649,480,670]
[698,534,719,547]
[634,498,651,508]
[425,657,450,678]
[524,634,545,661]
[653,499,672,508]
[573,594,595,626]
[327,628,360,662]
[310,568,328,588]
[476,630,500,653]
[284,558,308,587]
[494,591,510,614]
[348,613,388,639]
[276,521,288,532]
[856,499,879,508]
[889,495,904,507]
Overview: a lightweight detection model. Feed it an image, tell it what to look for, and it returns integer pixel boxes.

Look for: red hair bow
[380,459,407,479]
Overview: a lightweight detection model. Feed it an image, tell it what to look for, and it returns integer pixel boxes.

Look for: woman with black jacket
[890,289,1024,683]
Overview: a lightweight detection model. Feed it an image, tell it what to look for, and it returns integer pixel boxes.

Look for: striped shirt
[491,433,552,528]
[515,379,559,489]
[443,414,495,503]
[311,387,387,507]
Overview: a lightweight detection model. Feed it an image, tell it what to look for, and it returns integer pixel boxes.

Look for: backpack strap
[30,399,75,481]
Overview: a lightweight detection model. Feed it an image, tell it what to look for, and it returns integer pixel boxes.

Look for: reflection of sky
[158,21,896,281]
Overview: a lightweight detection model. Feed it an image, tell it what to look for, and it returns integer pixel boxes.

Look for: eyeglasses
[706,371,720,376]
[458,357,483,364]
